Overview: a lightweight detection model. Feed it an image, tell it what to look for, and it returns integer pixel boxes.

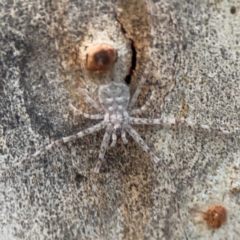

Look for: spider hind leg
[128,63,150,109]
[94,127,112,173]
[16,121,106,167]
[76,87,103,111]
[69,103,104,120]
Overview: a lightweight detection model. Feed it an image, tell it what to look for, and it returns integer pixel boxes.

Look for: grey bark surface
[1,0,240,239]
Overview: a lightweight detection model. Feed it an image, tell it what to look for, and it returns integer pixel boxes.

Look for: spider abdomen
[99,82,130,112]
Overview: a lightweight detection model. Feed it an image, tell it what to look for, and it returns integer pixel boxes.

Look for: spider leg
[129,117,176,126]
[76,87,103,112]
[69,103,104,120]
[126,124,160,164]
[62,121,106,143]
[14,138,64,167]
[121,130,128,144]
[110,132,117,147]
[130,90,156,115]
[129,117,233,135]
[15,121,106,167]
[181,119,232,135]
[128,63,150,109]
[110,129,128,147]
[94,127,112,173]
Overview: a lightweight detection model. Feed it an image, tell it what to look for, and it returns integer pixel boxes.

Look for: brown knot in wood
[85,43,117,74]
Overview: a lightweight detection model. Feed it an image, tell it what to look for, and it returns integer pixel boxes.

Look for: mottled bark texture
[0,0,240,239]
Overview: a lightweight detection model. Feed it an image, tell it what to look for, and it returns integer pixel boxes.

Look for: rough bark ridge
[0,0,240,239]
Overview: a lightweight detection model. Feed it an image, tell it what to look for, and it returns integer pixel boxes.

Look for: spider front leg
[126,124,160,164]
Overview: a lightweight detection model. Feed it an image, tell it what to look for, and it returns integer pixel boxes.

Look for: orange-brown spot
[204,205,226,229]
[85,44,117,74]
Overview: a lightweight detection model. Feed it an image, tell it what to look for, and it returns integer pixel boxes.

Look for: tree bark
[1,0,240,239]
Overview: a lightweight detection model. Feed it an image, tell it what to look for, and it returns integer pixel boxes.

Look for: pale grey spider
[18,65,233,173]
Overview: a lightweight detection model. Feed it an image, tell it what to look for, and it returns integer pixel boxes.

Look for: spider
[17,65,233,173]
